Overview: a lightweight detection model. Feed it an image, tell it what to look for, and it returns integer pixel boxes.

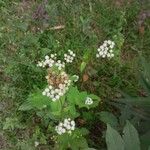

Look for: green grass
[0,0,150,149]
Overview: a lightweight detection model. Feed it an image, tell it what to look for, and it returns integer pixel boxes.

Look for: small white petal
[102,54,106,58]
[96,54,100,58]
[34,141,39,147]
[62,128,66,133]
[103,43,107,47]
[47,92,50,96]
[109,49,113,53]
[51,54,55,58]
[55,95,60,100]
[107,40,111,44]
[49,85,52,89]
[45,55,49,60]
[42,91,46,96]
[110,53,114,57]
[38,62,42,67]
[45,88,49,92]
[52,98,56,101]
[66,125,71,130]
[71,126,75,130]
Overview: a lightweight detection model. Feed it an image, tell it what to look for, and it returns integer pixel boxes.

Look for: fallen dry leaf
[49,25,65,30]
[77,118,86,126]
[83,74,89,82]
[139,26,145,35]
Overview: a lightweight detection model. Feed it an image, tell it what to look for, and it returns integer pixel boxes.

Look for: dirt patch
[0,134,6,149]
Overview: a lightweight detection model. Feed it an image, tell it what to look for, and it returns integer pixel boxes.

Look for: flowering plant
[19,49,100,149]
[96,40,115,59]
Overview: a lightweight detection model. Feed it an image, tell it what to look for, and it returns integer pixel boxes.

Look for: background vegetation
[0,0,150,149]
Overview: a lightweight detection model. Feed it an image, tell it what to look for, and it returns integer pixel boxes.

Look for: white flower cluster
[55,118,75,135]
[37,54,65,70]
[64,50,76,63]
[72,75,79,82]
[37,50,76,70]
[85,97,93,105]
[96,40,115,59]
[34,141,39,147]
[43,72,71,101]
[37,51,76,101]
[37,54,57,67]
[55,60,65,70]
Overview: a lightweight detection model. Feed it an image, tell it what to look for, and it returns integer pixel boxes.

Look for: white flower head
[72,75,79,82]
[85,97,93,105]
[45,55,49,60]
[37,53,65,70]
[96,40,115,59]
[43,71,71,102]
[64,50,76,63]
[34,141,39,147]
[55,118,76,135]
[42,91,46,96]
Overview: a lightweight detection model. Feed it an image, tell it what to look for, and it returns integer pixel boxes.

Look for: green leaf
[63,105,79,118]
[50,100,61,117]
[123,121,140,150]
[80,62,86,73]
[71,137,88,150]
[88,94,99,101]
[67,86,80,104]
[19,101,33,111]
[19,90,51,111]
[76,91,88,107]
[87,94,100,108]
[79,128,89,136]
[67,86,87,107]
[98,111,118,127]
[67,86,100,109]
[106,124,124,150]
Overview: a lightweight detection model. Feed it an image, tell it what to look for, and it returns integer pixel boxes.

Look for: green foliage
[56,128,89,150]
[113,33,124,61]
[3,117,24,130]
[16,141,35,150]
[123,121,140,150]
[32,126,47,145]
[106,124,124,150]
[18,72,100,149]
[67,86,100,109]
[106,121,141,150]
[140,131,150,150]
[80,52,91,73]
[109,59,150,150]
[1,0,149,149]
[19,90,52,111]
[98,111,118,127]
[80,61,87,73]
[19,86,100,120]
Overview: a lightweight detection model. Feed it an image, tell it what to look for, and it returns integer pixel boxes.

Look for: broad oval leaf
[106,124,124,150]
[123,121,140,150]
